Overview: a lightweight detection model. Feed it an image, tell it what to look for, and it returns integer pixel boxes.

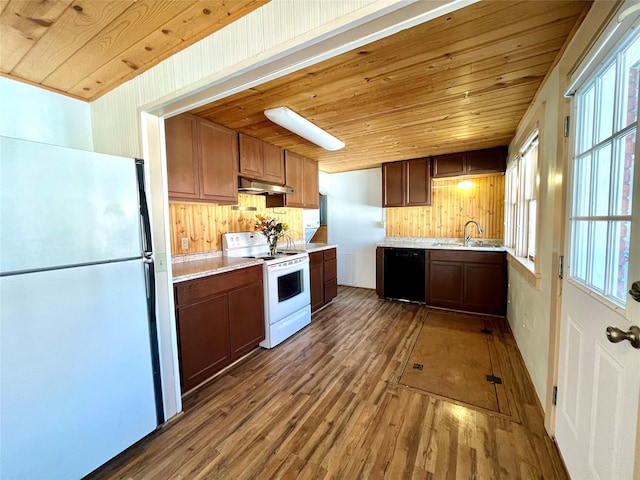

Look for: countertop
[377,237,506,252]
[172,252,263,283]
[171,243,338,282]
[291,243,338,253]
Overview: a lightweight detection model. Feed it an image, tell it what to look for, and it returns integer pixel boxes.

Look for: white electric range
[222,232,311,348]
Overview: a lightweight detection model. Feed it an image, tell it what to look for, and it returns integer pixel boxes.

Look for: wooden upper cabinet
[239,133,264,180]
[382,158,431,207]
[166,114,199,200]
[166,114,238,204]
[262,142,285,184]
[284,151,318,208]
[303,157,319,209]
[467,147,507,175]
[238,134,286,185]
[431,152,466,178]
[406,158,431,206]
[432,147,507,178]
[284,151,304,207]
[382,161,405,207]
[198,119,238,204]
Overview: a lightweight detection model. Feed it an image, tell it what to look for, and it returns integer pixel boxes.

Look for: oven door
[265,257,310,324]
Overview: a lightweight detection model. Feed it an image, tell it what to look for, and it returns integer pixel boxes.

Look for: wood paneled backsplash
[386,174,504,239]
[169,194,303,255]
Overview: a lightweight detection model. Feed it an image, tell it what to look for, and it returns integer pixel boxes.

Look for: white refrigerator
[0,136,163,479]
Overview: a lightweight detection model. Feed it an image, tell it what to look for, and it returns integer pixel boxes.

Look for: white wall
[322,169,385,288]
[506,71,560,409]
[0,77,92,150]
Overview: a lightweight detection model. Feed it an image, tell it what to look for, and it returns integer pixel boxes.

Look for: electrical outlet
[181,237,189,250]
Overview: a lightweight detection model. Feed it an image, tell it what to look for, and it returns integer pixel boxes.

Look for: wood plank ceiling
[0,1,590,174]
[0,0,269,100]
[191,1,591,173]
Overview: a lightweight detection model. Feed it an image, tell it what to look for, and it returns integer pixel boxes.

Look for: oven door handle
[266,258,309,272]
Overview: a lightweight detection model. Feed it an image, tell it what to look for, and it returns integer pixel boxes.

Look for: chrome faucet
[464,220,483,246]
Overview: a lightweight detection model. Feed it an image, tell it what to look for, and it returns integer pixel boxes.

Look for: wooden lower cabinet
[427,260,464,308]
[376,247,507,315]
[323,248,338,304]
[177,294,230,391]
[309,252,324,312]
[228,282,265,358]
[310,248,338,312]
[174,265,264,392]
[427,250,506,315]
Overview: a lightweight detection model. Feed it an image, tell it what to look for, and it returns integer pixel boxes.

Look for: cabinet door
[324,277,337,304]
[406,158,432,206]
[166,114,199,200]
[284,151,304,207]
[263,142,285,184]
[466,147,507,175]
[228,281,265,358]
[198,119,238,204]
[239,133,264,180]
[323,249,337,304]
[177,294,230,392]
[303,156,319,208]
[432,152,466,178]
[309,252,324,312]
[382,161,405,207]
[464,262,506,315]
[427,261,464,308]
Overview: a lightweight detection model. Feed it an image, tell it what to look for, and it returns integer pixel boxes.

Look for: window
[505,130,539,267]
[569,33,638,307]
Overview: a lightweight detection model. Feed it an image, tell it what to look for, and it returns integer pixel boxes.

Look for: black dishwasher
[383,248,426,303]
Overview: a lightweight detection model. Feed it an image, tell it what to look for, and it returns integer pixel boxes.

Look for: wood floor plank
[88,287,568,480]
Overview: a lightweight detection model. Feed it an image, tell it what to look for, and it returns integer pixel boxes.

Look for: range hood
[238,177,295,195]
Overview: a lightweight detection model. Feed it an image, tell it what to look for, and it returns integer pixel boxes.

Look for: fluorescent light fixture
[458,180,473,190]
[264,107,345,151]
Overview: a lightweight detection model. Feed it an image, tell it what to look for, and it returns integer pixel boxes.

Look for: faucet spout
[464,220,483,246]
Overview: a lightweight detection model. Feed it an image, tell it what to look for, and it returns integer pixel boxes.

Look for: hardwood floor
[89,287,568,479]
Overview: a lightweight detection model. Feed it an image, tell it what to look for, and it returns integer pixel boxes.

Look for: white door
[556,24,640,480]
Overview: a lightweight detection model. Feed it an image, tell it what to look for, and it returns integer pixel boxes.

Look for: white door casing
[556,15,640,480]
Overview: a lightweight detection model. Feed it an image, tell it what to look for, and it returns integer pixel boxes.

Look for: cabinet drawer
[309,251,323,266]
[323,248,336,260]
[429,249,504,264]
[175,265,262,307]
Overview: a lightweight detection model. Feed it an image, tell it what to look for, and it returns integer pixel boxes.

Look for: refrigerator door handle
[135,159,153,255]
[135,159,165,426]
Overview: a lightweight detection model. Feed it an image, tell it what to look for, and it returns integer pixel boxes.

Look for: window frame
[566,31,638,309]
[504,126,541,283]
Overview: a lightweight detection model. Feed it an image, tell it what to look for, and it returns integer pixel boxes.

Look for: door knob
[606,325,640,349]
[630,281,640,302]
